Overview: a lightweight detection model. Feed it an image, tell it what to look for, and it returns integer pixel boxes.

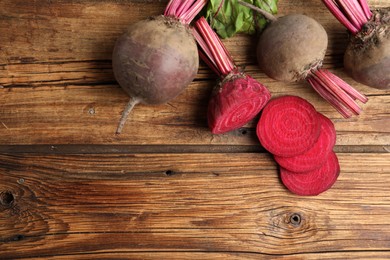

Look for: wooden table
[1,0,389,258]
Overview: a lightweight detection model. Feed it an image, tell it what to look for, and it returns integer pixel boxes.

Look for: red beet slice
[208,74,271,134]
[257,96,321,157]
[280,151,340,196]
[274,113,336,172]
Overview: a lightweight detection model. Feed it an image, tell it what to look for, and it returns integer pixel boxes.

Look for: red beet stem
[308,78,352,118]
[165,0,208,24]
[358,0,372,20]
[338,0,367,28]
[324,70,368,103]
[322,0,359,34]
[337,0,363,29]
[193,17,235,76]
[322,0,372,34]
[350,0,370,22]
[308,69,367,117]
[192,29,221,76]
[316,69,362,114]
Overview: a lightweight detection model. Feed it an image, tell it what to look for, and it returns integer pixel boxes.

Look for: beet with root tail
[112,0,208,134]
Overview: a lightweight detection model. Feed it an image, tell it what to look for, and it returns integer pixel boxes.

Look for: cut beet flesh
[280,151,340,196]
[208,74,271,134]
[274,113,336,173]
[257,96,321,157]
[193,17,271,134]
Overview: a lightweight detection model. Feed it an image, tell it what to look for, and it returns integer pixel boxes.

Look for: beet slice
[208,74,271,134]
[257,96,321,157]
[280,151,340,196]
[274,113,336,172]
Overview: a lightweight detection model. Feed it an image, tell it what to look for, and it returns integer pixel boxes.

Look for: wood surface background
[0,0,389,259]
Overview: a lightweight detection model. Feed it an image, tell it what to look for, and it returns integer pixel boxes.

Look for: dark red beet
[257,96,321,157]
[238,0,368,118]
[280,151,340,196]
[208,74,271,134]
[274,113,336,173]
[112,0,207,134]
[193,17,271,134]
[322,1,389,89]
[344,8,390,89]
[113,16,198,105]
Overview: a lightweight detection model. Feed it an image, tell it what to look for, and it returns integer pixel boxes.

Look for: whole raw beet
[344,8,390,90]
[256,14,328,82]
[112,15,199,133]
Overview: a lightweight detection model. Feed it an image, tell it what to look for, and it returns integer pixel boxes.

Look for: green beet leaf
[205,0,278,38]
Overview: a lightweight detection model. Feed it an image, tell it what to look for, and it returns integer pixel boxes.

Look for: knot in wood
[289,213,302,226]
[0,191,14,206]
[165,170,175,176]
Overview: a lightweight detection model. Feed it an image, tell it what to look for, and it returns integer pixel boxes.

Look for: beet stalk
[112,0,208,134]
[238,0,368,118]
[322,0,389,89]
[192,17,271,134]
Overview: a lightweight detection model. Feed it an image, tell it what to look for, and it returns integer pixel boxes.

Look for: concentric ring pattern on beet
[274,113,337,173]
[256,95,341,196]
[257,95,321,157]
[280,151,340,196]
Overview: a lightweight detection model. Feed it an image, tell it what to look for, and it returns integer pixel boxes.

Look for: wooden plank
[0,0,389,145]
[0,83,388,145]
[0,0,166,64]
[0,144,388,154]
[1,153,389,258]
[19,252,390,259]
[5,252,390,259]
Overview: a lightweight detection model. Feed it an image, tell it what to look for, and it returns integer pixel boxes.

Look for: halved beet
[257,96,321,157]
[208,74,271,134]
[280,151,340,196]
[274,113,336,172]
[193,17,271,134]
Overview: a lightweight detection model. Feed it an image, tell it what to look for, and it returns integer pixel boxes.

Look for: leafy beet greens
[205,0,278,38]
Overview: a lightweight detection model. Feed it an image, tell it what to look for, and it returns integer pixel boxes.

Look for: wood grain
[0,83,388,145]
[0,65,388,147]
[22,252,390,260]
[1,153,389,258]
[0,0,389,258]
[0,0,389,145]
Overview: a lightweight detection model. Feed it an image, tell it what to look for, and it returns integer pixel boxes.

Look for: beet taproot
[112,0,207,133]
[193,17,271,134]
